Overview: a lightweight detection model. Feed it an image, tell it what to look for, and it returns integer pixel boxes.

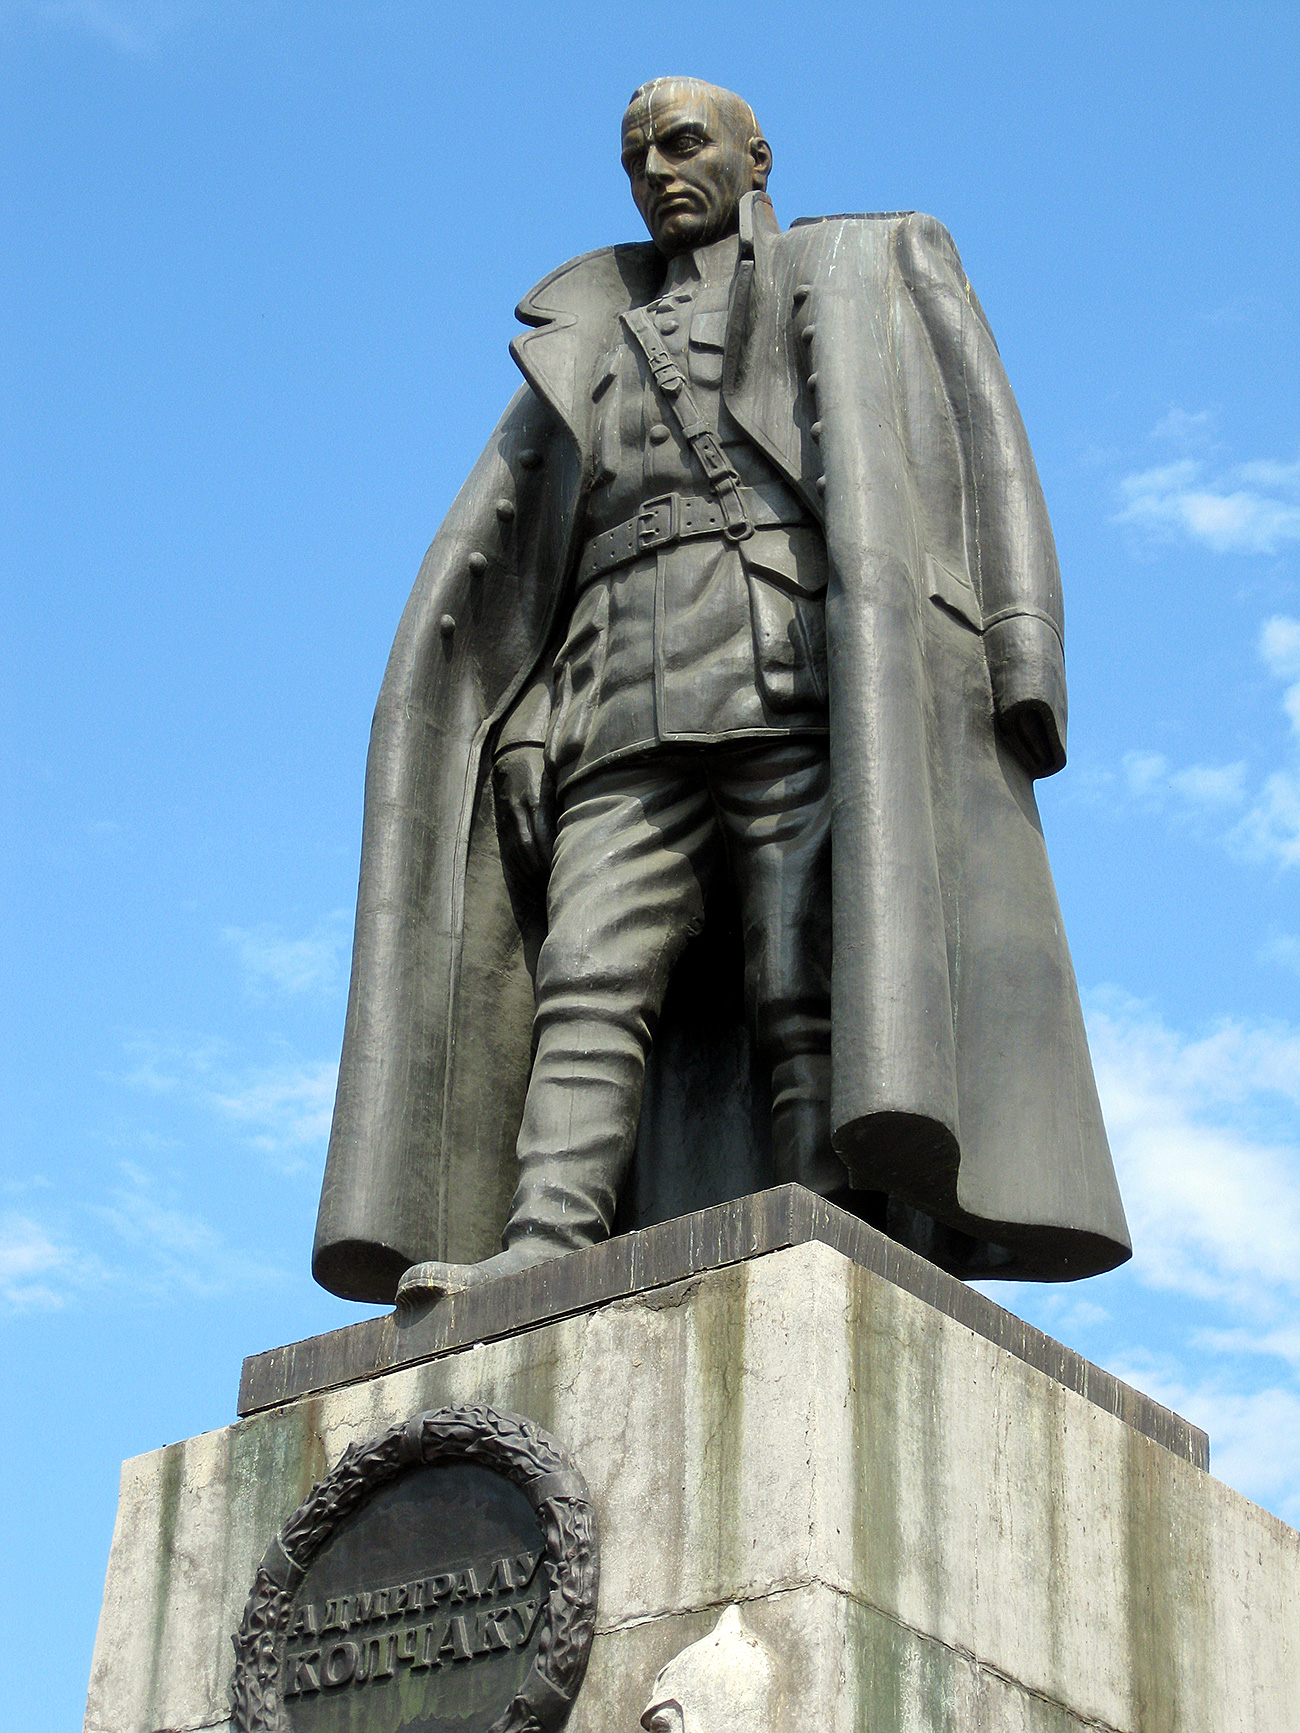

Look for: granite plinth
[87,1192,1299,1733]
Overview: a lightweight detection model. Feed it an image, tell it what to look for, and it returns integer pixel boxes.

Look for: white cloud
[1193,1324,1300,1371]
[0,1214,80,1310]
[1085,992,1300,1312]
[1121,616,1300,868]
[1259,615,1300,682]
[223,913,349,998]
[1017,996,1300,1525]
[1231,769,1300,867]
[1121,749,1248,818]
[1148,407,1216,449]
[210,1060,338,1153]
[1261,930,1300,976]
[123,1035,338,1164]
[1106,1354,1300,1526]
[1117,453,1300,555]
[0,1167,281,1313]
[89,1162,279,1297]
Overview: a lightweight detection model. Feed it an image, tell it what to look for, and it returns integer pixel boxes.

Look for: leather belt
[577,484,809,589]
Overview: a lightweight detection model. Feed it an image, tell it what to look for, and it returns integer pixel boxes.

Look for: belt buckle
[636,493,678,553]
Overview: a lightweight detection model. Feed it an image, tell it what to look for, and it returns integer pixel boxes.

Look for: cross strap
[621,305,753,542]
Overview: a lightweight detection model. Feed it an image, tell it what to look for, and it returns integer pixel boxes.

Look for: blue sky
[1,2,1297,1724]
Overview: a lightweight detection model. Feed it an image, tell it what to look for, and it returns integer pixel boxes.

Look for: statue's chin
[654,214,731,258]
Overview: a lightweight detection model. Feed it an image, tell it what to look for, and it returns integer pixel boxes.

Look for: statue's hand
[984,615,1068,779]
[492,744,556,884]
[999,698,1066,779]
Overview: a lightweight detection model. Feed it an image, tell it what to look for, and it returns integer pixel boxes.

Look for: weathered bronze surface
[313,78,1131,1304]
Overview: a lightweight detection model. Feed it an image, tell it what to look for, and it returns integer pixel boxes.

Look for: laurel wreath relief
[229,1403,600,1733]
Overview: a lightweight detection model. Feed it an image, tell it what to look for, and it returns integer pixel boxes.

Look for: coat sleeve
[898,213,1068,775]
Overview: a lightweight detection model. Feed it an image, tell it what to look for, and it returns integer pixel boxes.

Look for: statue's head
[621,78,772,258]
[639,1605,777,1733]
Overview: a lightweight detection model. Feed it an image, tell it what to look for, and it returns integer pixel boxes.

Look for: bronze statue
[312,78,1130,1306]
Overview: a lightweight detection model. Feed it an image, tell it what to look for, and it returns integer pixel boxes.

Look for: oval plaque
[230,1404,599,1733]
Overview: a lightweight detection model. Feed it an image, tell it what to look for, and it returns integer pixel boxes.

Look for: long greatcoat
[313,194,1131,1303]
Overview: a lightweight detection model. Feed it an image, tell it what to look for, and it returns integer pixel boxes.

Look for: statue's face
[621,81,770,257]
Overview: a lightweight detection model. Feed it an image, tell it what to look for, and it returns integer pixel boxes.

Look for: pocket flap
[925,551,981,630]
[590,346,621,401]
[740,526,829,596]
[689,309,729,351]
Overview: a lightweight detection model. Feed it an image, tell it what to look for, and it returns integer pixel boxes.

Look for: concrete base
[85,1190,1300,1733]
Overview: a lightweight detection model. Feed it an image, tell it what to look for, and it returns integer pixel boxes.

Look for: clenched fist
[492,744,556,887]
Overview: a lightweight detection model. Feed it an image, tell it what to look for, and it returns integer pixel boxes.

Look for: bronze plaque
[231,1405,599,1733]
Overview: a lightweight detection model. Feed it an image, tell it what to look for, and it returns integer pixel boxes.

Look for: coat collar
[508,194,815,511]
[510,242,663,447]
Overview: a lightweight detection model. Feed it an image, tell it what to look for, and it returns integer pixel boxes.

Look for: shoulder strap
[621,306,752,542]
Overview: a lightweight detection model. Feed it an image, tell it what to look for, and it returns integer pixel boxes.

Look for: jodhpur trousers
[503,737,839,1253]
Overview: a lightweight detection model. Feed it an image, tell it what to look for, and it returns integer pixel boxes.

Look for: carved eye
[673,133,704,155]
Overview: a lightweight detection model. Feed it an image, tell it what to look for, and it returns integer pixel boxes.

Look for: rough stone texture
[86,1239,1299,1733]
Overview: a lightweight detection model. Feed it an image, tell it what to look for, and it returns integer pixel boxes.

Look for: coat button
[810,421,822,443]
[800,325,816,345]
[807,373,818,391]
[649,423,672,444]
[495,499,516,521]
[656,316,680,335]
[792,283,812,307]
[518,448,542,469]
[816,476,827,495]
[468,551,488,575]
[439,614,456,638]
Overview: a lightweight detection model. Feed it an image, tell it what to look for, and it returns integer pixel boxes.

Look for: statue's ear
[749,134,773,190]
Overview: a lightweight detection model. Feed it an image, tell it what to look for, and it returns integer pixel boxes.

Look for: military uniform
[495,233,841,1255]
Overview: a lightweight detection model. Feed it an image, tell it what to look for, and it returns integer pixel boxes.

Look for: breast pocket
[688,308,729,388]
[740,527,829,710]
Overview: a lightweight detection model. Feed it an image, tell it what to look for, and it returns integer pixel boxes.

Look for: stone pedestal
[85,1187,1300,1733]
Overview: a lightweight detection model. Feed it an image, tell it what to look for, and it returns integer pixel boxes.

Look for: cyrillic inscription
[282,1550,544,1699]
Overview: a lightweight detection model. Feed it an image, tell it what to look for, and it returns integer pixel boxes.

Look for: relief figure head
[639,1604,776,1733]
[621,78,772,258]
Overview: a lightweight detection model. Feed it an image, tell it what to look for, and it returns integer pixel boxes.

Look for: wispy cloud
[1261,930,1300,977]
[210,1061,337,1153]
[123,1035,338,1163]
[0,1160,278,1315]
[1193,1323,1300,1371]
[1107,1353,1300,1527]
[1087,991,1300,1311]
[1228,615,1300,867]
[1117,439,1300,555]
[89,1161,279,1297]
[0,1213,84,1310]
[989,993,1300,1522]
[1119,616,1300,868]
[223,913,350,999]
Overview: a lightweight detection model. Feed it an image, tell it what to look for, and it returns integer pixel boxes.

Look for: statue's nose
[644,144,673,185]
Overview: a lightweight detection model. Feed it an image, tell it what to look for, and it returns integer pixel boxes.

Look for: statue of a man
[312,77,1130,1306]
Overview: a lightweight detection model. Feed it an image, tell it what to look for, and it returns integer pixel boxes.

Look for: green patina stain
[689,1261,748,1595]
[1121,1422,1212,1732]
[144,1440,186,1730]
[850,1266,906,1731]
